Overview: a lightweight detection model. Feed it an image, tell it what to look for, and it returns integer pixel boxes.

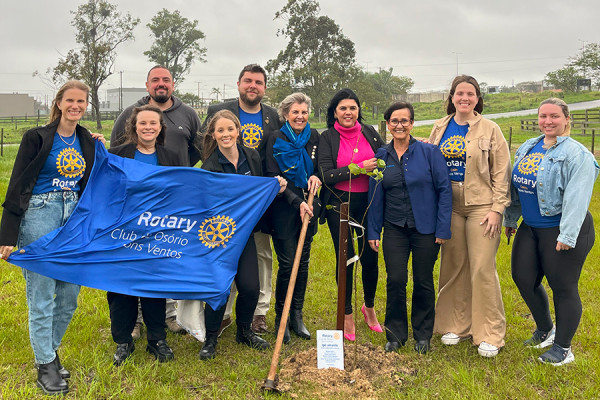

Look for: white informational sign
[317,330,344,370]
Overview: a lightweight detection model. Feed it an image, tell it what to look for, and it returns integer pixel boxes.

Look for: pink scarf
[334,121,373,192]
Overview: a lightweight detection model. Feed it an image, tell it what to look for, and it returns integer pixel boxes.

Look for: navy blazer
[367,138,452,240]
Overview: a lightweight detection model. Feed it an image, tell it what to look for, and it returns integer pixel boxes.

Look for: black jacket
[317,123,384,222]
[0,120,96,245]
[108,143,186,167]
[201,144,267,232]
[265,128,320,239]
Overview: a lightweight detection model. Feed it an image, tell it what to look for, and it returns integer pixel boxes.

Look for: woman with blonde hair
[0,80,104,394]
[505,98,597,365]
[198,110,286,360]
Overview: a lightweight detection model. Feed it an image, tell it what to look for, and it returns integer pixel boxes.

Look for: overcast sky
[2,0,599,105]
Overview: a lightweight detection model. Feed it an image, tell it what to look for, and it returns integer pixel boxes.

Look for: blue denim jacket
[504,135,599,247]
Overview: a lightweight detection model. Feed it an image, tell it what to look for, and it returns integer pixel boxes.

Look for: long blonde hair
[49,80,90,123]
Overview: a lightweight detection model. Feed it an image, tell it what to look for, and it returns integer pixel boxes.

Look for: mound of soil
[276,343,416,399]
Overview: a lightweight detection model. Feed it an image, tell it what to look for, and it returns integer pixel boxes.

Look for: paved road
[413,99,600,127]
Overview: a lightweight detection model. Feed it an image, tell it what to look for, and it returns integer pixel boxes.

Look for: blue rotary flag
[8,142,280,309]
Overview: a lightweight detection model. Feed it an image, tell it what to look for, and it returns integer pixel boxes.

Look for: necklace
[353,134,360,153]
[58,132,76,146]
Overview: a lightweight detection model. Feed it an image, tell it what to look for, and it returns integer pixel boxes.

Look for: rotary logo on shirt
[517,152,544,176]
[56,148,86,179]
[440,135,466,159]
[241,123,263,149]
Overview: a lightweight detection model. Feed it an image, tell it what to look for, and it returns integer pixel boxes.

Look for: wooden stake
[263,192,315,392]
[336,202,349,332]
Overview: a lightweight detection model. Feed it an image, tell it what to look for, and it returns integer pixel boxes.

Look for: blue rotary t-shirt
[239,108,263,149]
[512,139,561,227]
[439,118,468,181]
[134,150,159,166]
[33,132,85,194]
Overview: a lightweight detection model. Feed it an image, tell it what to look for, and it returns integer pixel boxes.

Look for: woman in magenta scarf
[318,88,384,341]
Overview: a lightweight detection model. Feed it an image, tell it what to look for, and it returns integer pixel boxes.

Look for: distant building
[100,88,147,112]
[0,93,35,117]
[395,92,448,103]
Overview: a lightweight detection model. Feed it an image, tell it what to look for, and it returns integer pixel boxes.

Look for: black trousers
[107,292,166,344]
[204,235,259,334]
[326,190,379,314]
[273,233,313,315]
[511,212,595,348]
[382,221,440,343]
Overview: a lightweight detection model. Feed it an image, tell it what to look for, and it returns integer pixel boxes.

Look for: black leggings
[326,190,379,315]
[511,212,595,348]
[204,235,259,334]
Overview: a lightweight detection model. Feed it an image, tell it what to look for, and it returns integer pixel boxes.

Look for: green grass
[1,115,600,399]
[0,119,115,145]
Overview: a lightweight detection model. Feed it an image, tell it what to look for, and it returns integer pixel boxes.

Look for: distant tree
[343,67,414,117]
[265,71,296,106]
[545,66,582,93]
[266,0,356,117]
[176,91,201,108]
[570,42,600,88]
[499,85,518,93]
[211,87,222,102]
[369,68,413,101]
[52,0,139,129]
[515,81,543,93]
[144,9,207,85]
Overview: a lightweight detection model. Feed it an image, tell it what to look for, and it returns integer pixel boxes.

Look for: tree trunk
[91,88,102,130]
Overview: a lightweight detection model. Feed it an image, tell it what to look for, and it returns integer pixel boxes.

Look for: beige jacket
[429,113,511,214]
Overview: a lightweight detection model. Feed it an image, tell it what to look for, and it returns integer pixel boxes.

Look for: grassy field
[0,109,599,399]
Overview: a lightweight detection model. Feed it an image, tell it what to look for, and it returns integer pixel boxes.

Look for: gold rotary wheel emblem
[440,135,466,158]
[198,215,237,248]
[56,148,85,178]
[241,123,263,149]
[517,152,544,175]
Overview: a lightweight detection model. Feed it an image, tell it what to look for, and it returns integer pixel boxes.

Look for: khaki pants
[434,182,506,347]
[224,231,273,318]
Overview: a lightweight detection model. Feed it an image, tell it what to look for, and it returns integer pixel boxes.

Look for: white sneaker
[478,341,499,357]
[441,332,467,345]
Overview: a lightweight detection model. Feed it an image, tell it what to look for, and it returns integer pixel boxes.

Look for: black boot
[54,352,70,380]
[37,357,68,395]
[35,351,70,380]
[146,339,174,363]
[113,341,135,366]
[236,323,270,350]
[289,309,311,340]
[199,333,218,361]
[274,314,291,344]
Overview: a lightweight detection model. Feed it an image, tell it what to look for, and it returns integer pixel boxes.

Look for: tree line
[544,43,600,93]
[46,0,413,129]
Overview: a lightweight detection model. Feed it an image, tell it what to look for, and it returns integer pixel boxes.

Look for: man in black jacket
[202,64,281,336]
[111,65,202,335]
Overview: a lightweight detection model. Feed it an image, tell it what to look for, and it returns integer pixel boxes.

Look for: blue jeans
[18,191,80,364]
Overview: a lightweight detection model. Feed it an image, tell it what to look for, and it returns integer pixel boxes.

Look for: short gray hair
[278,92,312,122]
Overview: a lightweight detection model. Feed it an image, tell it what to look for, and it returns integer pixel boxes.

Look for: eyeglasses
[388,119,412,127]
